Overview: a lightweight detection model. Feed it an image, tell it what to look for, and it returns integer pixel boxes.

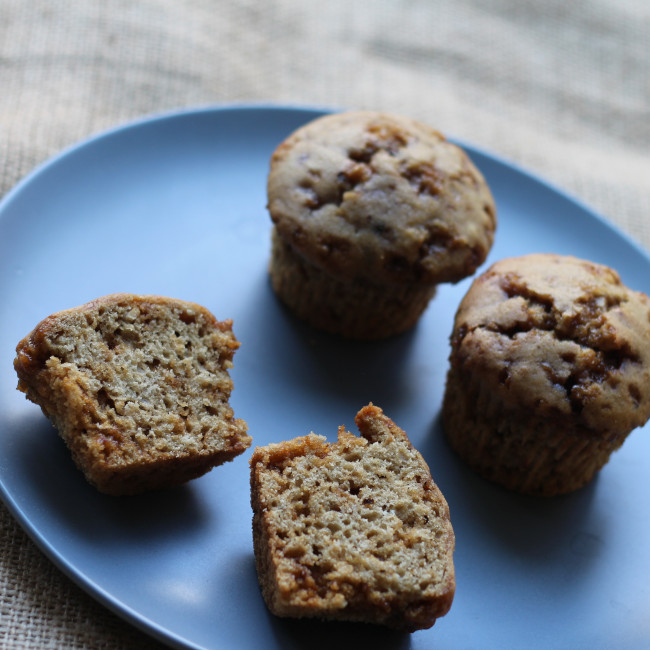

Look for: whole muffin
[267,110,497,339]
[442,254,650,496]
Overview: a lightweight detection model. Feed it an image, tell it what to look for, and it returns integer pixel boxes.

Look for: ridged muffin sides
[269,229,437,339]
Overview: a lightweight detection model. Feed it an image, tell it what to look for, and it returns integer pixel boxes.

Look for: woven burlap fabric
[1,1,648,647]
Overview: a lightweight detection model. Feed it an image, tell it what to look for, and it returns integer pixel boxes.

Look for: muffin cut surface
[249,404,455,631]
[14,294,251,495]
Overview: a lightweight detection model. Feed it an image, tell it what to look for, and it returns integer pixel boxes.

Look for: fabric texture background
[1,1,648,647]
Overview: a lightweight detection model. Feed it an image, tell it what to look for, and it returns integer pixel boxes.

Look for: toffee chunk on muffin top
[14,294,251,495]
[267,111,496,339]
[442,254,650,496]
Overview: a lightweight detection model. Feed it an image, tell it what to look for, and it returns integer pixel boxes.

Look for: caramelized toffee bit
[402,161,446,196]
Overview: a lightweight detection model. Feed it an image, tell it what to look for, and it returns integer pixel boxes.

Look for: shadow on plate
[10,412,210,543]
[420,412,603,568]
[269,614,413,650]
[236,273,426,414]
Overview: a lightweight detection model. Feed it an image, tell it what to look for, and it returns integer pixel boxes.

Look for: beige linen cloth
[1,1,648,647]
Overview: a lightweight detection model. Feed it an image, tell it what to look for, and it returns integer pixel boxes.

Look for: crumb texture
[14,293,251,494]
[250,404,455,632]
[268,111,496,286]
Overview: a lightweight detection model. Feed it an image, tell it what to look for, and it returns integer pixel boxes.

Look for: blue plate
[1,105,649,650]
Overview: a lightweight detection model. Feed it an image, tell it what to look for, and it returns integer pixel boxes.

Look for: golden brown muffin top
[450,254,650,437]
[267,111,496,286]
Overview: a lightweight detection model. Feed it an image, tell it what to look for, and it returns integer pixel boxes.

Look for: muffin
[267,110,497,339]
[442,254,650,496]
[249,404,456,632]
[14,294,251,495]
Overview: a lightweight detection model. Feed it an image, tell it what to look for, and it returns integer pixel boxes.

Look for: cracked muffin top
[267,111,496,286]
[450,254,650,437]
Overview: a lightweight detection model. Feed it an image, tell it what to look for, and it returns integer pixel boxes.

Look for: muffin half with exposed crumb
[442,254,650,496]
[250,404,455,631]
[14,293,251,495]
[267,110,496,339]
